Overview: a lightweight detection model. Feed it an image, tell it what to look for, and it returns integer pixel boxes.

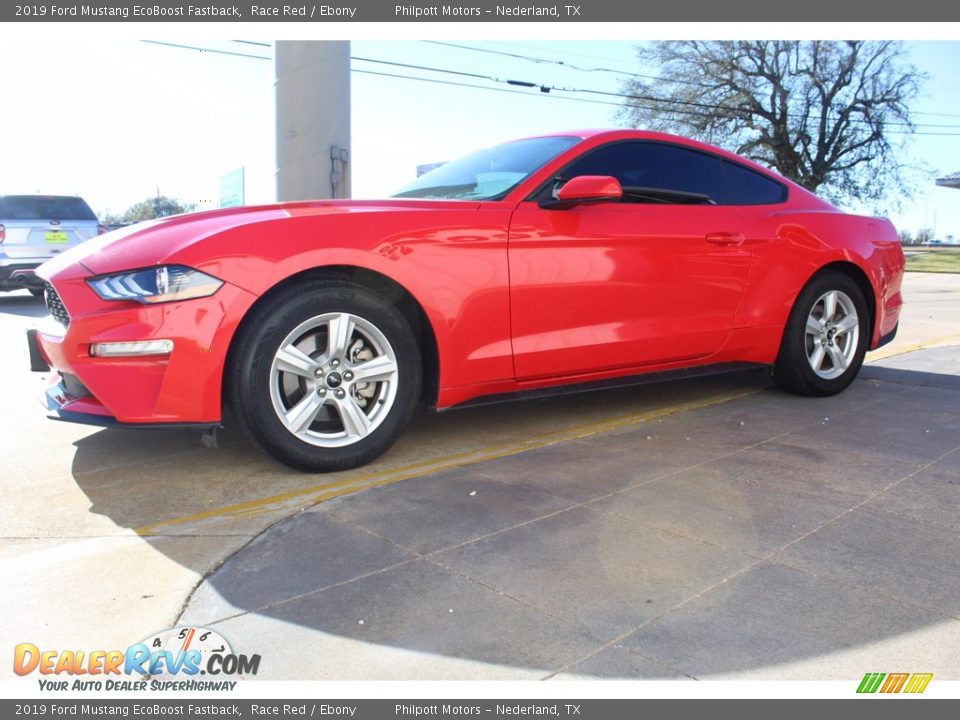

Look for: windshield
[391,136,581,201]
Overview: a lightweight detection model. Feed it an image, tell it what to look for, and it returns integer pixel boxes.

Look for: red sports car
[29,130,904,472]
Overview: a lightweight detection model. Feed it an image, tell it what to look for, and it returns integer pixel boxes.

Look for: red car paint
[34,130,904,425]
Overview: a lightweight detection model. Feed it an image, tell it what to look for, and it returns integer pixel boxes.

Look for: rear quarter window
[722,162,787,205]
[0,196,98,221]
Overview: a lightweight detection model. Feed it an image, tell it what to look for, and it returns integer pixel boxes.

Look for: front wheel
[229,281,422,472]
[773,271,869,397]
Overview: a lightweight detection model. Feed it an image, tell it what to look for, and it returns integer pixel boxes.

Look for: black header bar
[5,0,960,22]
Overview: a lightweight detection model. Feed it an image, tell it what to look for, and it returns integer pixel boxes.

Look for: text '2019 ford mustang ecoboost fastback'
[28,130,904,472]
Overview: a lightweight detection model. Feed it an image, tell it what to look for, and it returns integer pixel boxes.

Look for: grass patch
[904,248,960,273]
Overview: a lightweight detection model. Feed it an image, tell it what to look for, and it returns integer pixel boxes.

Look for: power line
[354,56,490,82]
[141,39,270,61]
[913,109,960,118]
[351,62,753,122]
[352,67,960,136]
[351,68,621,108]
[352,55,552,92]
[421,40,706,86]
[579,85,960,130]
[424,41,960,123]
[481,40,643,69]
[138,40,960,133]
[351,56,960,132]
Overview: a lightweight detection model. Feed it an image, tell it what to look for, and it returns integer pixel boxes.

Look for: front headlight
[86,265,224,304]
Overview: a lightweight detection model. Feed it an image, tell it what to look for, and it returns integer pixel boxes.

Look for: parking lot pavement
[868,272,960,362]
[177,346,960,680]
[1,272,958,682]
[0,290,764,678]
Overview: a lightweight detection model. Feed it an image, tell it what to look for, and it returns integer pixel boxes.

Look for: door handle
[705,231,745,246]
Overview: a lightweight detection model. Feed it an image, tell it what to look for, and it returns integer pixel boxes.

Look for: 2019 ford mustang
[28,130,904,471]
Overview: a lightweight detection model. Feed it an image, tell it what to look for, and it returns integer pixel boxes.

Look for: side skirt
[440,361,770,412]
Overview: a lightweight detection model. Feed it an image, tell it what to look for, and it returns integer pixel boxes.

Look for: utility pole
[275,41,351,201]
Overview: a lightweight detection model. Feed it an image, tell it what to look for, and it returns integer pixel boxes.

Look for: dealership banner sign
[5,0,960,21]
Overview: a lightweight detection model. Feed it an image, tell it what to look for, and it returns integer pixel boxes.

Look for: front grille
[44,282,70,328]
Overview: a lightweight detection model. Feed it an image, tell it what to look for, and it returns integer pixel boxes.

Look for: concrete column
[275,41,351,201]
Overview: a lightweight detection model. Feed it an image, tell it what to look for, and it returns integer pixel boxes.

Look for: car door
[508,140,753,380]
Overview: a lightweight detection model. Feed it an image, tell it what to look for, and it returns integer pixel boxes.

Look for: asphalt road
[1,272,958,681]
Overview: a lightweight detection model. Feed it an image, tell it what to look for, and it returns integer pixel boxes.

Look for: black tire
[229,280,421,472]
[773,271,869,397]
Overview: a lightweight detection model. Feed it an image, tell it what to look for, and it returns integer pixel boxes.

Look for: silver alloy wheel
[268,312,399,448]
[804,289,860,380]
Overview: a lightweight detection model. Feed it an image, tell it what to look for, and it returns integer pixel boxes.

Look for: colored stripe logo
[857,672,933,694]
[903,674,934,694]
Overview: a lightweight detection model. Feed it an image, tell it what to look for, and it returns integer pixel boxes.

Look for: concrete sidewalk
[179,346,960,681]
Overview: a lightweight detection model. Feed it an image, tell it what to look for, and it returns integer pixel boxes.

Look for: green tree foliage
[618,41,925,206]
[103,195,195,225]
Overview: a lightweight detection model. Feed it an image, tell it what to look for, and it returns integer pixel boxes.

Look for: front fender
[165,209,516,395]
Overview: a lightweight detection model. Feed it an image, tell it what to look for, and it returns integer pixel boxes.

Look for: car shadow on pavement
[0,293,47,319]
[66,361,960,680]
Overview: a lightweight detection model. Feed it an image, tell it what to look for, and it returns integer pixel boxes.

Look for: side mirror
[540,176,623,209]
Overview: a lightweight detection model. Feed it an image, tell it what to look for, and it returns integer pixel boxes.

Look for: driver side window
[558,141,724,205]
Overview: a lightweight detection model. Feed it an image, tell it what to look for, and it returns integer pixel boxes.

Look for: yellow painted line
[135,387,756,536]
[867,332,960,363]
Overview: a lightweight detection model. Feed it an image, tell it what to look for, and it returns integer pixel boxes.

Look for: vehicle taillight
[97,224,107,235]
[0,224,5,243]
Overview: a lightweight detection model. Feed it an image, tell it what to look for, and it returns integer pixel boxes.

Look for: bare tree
[618,41,924,206]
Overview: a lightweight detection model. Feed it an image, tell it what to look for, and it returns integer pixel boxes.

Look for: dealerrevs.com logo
[13,627,261,692]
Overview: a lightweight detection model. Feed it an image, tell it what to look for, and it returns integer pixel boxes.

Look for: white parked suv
[0,195,104,295]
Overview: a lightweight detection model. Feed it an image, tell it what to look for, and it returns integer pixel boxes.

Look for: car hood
[38,198,482,277]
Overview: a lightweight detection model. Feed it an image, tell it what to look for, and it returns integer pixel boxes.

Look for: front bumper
[30,265,259,425]
[37,368,219,430]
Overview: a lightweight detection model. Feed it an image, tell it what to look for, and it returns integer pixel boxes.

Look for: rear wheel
[773,271,869,396]
[230,281,421,472]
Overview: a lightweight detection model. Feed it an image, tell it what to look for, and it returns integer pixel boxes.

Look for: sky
[1,37,958,239]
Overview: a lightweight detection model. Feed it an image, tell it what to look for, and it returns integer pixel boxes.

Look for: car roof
[0,194,87,200]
